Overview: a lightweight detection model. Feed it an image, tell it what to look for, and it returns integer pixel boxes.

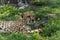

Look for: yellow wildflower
[37,18,40,20]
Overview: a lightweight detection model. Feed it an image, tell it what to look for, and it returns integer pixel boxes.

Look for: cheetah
[0,11,35,33]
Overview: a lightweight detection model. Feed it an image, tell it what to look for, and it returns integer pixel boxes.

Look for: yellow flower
[37,18,40,20]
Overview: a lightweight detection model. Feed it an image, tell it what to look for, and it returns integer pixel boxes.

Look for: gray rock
[18,2,29,9]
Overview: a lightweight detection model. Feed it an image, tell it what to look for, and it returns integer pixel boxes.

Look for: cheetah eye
[2,26,3,27]
[32,20,34,21]
[27,16,30,18]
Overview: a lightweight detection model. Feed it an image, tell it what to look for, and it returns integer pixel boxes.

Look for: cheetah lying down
[0,11,42,33]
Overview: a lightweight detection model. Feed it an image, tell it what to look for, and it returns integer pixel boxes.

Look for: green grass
[0,33,41,40]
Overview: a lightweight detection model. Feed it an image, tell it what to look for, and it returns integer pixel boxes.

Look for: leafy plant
[41,15,60,37]
[0,4,20,21]
[31,33,40,40]
[47,0,60,7]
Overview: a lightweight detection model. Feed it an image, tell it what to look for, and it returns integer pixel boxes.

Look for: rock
[48,14,57,19]
[18,2,29,9]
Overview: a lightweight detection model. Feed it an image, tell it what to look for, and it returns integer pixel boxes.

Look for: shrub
[32,2,45,6]
[32,0,46,6]
[39,6,52,13]
[0,4,20,21]
[47,0,60,7]
[40,15,60,37]
[47,31,60,40]
[35,6,52,20]
[7,33,27,40]
[32,0,60,7]
[52,8,60,14]
[31,33,40,40]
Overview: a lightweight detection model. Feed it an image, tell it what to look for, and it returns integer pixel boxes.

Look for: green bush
[40,15,60,37]
[34,6,52,20]
[36,7,60,37]
[47,0,60,7]
[39,6,52,13]
[31,0,49,6]
[35,6,60,19]
[32,0,60,7]
[0,4,20,21]
[38,6,60,14]
[31,33,40,40]
[32,2,45,6]
[52,8,60,14]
